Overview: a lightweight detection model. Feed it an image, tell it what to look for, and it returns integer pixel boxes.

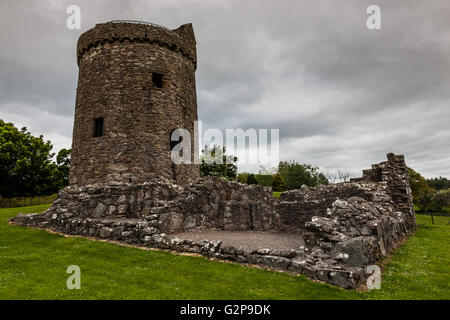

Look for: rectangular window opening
[152,73,163,88]
[93,117,104,138]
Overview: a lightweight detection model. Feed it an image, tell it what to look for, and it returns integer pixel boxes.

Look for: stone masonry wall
[298,153,416,268]
[17,177,279,234]
[159,178,280,232]
[276,182,389,232]
[70,21,199,187]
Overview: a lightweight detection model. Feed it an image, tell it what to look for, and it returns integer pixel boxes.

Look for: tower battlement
[77,21,197,68]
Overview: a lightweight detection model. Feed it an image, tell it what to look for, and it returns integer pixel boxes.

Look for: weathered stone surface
[70,21,199,187]
[330,236,381,267]
[93,203,106,217]
[258,255,291,270]
[99,227,113,238]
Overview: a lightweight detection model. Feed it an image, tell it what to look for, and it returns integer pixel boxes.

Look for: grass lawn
[273,192,282,198]
[0,205,448,299]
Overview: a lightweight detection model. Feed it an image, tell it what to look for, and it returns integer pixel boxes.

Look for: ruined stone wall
[276,182,389,232]
[276,153,414,232]
[10,153,416,289]
[28,176,279,234]
[160,178,280,233]
[282,153,416,268]
[70,21,199,186]
[364,153,416,232]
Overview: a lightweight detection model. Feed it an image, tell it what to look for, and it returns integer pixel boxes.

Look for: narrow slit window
[152,73,163,88]
[93,117,104,138]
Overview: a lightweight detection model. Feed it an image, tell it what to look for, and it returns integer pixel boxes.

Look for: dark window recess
[170,129,183,151]
[93,117,104,138]
[152,73,163,88]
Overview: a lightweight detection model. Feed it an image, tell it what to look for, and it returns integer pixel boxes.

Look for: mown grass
[359,214,449,299]
[0,205,448,300]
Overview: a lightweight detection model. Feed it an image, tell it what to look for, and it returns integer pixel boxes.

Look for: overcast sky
[1,0,449,178]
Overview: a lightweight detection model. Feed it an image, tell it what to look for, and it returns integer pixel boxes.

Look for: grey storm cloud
[0,0,449,177]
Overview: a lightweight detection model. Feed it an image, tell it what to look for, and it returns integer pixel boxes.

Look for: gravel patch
[172,230,304,251]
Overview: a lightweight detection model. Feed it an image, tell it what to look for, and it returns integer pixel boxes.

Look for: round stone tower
[69,21,199,186]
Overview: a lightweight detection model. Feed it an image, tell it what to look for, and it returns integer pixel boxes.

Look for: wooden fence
[0,194,58,208]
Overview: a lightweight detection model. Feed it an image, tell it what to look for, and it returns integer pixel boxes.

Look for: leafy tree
[429,189,450,213]
[0,119,60,197]
[408,167,435,211]
[272,173,285,192]
[200,145,237,180]
[277,161,328,190]
[246,174,258,185]
[55,148,71,187]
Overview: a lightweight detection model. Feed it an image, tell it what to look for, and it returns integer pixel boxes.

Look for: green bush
[246,174,258,185]
[278,161,328,190]
[255,174,273,187]
[237,173,249,184]
[272,173,285,192]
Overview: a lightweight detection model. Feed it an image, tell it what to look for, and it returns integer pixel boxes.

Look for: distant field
[0,205,448,299]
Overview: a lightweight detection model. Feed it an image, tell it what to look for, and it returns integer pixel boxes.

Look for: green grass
[359,214,450,299]
[0,205,448,299]
[273,192,282,198]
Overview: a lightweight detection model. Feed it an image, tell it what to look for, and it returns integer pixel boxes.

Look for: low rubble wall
[9,153,415,289]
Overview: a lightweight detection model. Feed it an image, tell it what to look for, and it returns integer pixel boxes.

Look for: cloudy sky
[1,0,449,178]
